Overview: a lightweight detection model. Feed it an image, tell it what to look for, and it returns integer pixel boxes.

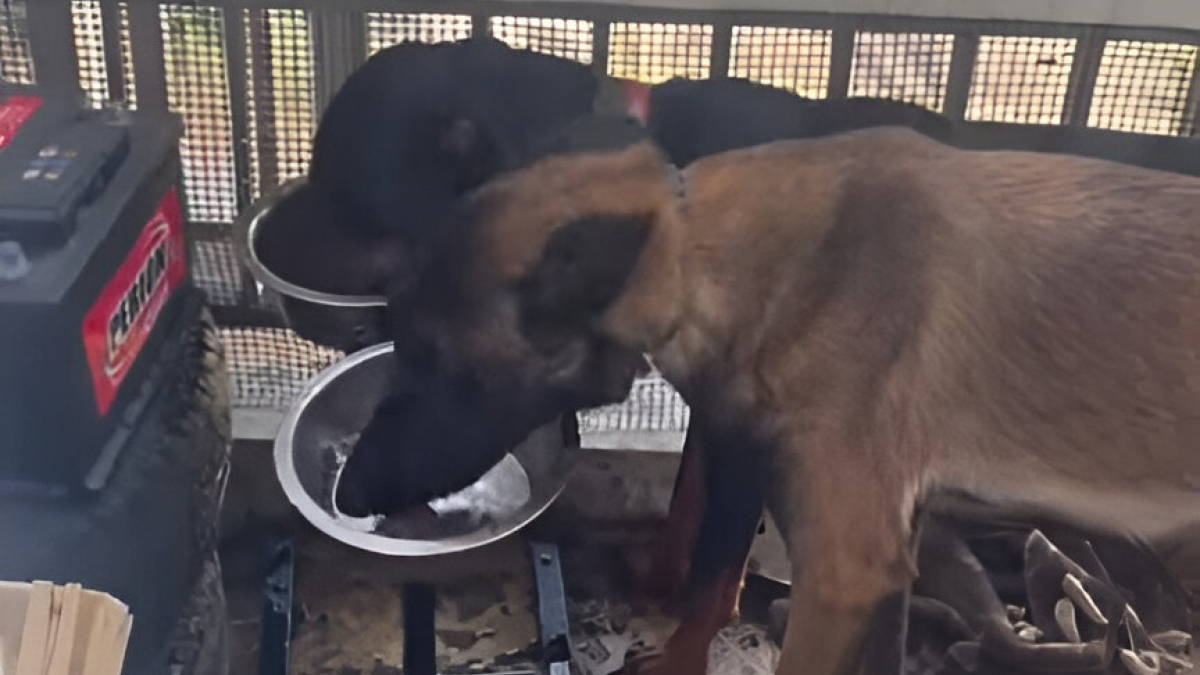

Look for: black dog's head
[334,117,677,518]
[308,37,600,243]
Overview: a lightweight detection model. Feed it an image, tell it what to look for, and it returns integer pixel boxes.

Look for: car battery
[0,83,195,497]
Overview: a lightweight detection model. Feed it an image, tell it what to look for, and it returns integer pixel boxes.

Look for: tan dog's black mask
[335,119,674,518]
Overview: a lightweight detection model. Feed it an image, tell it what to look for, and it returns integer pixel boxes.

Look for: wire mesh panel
[966,36,1076,125]
[10,3,1199,438]
[244,8,315,199]
[577,374,691,437]
[1088,40,1198,136]
[729,25,832,98]
[192,228,246,307]
[607,22,713,83]
[219,327,343,409]
[366,12,472,54]
[490,16,593,64]
[70,1,108,107]
[849,31,954,111]
[161,4,238,224]
[117,2,136,106]
[0,0,34,84]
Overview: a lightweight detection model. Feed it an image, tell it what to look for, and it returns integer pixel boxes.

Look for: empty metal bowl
[236,177,389,353]
[274,342,582,556]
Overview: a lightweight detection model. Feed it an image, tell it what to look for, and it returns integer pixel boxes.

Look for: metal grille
[70,1,108,107]
[849,32,954,112]
[219,327,342,409]
[11,3,1200,441]
[117,2,136,106]
[1088,40,1198,136]
[193,232,246,307]
[0,0,34,84]
[607,22,713,83]
[490,16,594,65]
[365,12,472,53]
[729,26,832,98]
[966,36,1076,125]
[245,8,315,199]
[577,374,691,436]
[161,4,238,223]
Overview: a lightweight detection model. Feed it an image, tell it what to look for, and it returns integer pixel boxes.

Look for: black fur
[518,213,653,350]
[647,76,955,166]
[308,37,598,240]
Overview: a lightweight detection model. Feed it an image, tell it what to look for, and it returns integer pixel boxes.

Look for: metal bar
[402,584,438,675]
[826,22,856,99]
[1062,26,1106,127]
[224,8,254,215]
[126,0,169,113]
[310,8,366,117]
[1181,48,1200,136]
[99,1,126,102]
[591,19,611,76]
[79,0,1200,45]
[223,7,267,307]
[247,8,280,195]
[708,18,733,78]
[942,32,979,120]
[97,0,1200,34]
[472,12,492,37]
[25,0,79,90]
[529,542,572,674]
[258,540,296,675]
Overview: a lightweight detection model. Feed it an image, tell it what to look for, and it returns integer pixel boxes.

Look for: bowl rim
[273,342,578,556]
[236,176,389,309]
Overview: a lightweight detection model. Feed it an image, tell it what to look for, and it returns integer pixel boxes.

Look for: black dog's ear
[519,214,653,329]
[438,115,508,194]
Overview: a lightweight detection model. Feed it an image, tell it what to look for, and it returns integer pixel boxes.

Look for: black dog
[261,36,955,303]
[257,37,605,298]
[644,76,953,166]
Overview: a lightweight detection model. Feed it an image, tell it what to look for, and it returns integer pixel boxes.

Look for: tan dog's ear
[518,214,653,331]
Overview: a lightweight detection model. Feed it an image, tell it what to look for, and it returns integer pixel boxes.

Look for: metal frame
[255,539,574,675]
[11,0,1200,444]
[19,1,1200,198]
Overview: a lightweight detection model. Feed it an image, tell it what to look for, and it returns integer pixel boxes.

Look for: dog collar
[667,162,686,201]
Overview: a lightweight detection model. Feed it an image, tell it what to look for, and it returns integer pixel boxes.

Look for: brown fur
[408,127,1200,675]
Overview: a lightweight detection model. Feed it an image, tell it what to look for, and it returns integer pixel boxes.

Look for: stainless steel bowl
[236,178,389,353]
[274,343,582,556]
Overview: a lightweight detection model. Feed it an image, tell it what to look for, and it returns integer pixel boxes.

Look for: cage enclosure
[4,1,1200,673]
[5,0,1199,592]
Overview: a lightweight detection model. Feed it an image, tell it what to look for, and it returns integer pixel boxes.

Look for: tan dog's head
[336,123,686,517]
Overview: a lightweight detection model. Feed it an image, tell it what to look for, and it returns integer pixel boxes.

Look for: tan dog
[378,126,1200,675]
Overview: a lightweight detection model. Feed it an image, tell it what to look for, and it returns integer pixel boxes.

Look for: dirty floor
[220,521,786,675]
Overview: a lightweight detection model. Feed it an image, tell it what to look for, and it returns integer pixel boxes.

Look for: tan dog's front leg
[775,467,919,675]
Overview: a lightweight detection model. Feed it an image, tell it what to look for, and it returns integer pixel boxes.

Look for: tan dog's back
[678,128,1200,542]
[919,143,1200,538]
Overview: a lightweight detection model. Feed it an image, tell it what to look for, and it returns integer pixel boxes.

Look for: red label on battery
[82,188,187,416]
[0,95,43,151]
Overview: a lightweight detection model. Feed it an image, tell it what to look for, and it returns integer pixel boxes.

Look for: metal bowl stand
[255,538,573,675]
